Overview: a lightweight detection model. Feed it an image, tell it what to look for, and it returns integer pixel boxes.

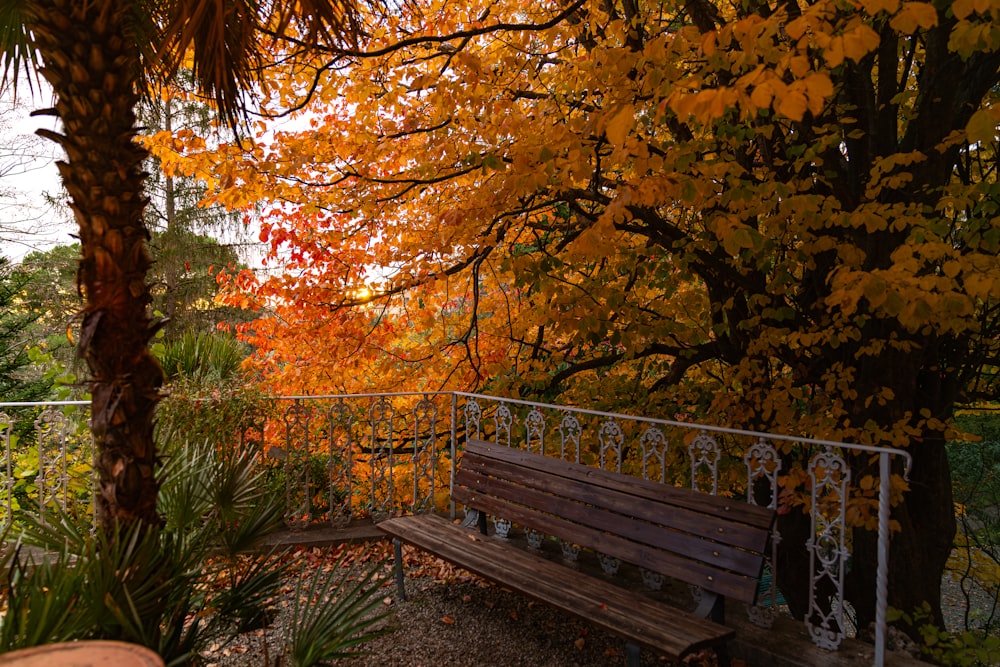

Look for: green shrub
[891,604,1000,667]
[0,436,393,665]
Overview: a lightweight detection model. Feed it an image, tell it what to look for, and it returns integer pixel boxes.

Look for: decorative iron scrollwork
[806,447,850,650]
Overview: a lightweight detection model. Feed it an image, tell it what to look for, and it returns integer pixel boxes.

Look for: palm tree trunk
[28,0,163,528]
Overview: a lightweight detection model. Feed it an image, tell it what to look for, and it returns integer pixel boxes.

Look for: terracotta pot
[0,640,164,666]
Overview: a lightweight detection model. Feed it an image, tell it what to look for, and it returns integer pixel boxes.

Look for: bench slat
[454,480,760,604]
[466,439,773,531]
[455,440,773,604]
[459,453,770,555]
[380,513,734,659]
[454,464,761,578]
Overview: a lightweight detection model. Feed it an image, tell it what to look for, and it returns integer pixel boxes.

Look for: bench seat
[379,512,735,658]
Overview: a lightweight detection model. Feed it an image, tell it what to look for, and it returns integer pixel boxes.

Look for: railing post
[875,451,891,667]
[0,412,10,533]
[449,393,457,520]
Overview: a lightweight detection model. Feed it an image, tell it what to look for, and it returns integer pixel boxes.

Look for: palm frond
[0,0,41,95]
[212,550,290,634]
[11,506,91,555]
[0,545,89,650]
[285,552,393,666]
[155,0,363,131]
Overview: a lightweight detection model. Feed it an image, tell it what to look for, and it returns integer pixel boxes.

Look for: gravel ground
[203,539,990,667]
[940,569,996,633]
[204,541,715,667]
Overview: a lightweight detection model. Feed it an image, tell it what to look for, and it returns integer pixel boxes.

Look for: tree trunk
[28,0,163,528]
[846,436,956,632]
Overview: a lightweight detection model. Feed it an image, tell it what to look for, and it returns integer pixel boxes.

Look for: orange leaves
[155,0,1000,493]
[602,103,635,150]
[669,86,742,123]
[888,2,939,33]
[784,9,880,68]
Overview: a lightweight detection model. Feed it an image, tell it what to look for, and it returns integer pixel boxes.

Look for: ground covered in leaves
[204,541,731,667]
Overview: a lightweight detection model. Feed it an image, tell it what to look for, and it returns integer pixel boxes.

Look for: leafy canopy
[154,0,1000,630]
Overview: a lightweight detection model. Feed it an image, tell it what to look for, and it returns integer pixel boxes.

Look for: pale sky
[0,87,71,263]
[0,88,268,270]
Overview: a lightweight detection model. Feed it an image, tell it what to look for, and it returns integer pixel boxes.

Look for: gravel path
[204,542,715,667]
[204,539,991,667]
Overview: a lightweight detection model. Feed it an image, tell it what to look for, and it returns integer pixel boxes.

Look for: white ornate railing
[0,393,910,665]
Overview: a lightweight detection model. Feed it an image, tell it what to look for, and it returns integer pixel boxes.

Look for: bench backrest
[452,438,775,606]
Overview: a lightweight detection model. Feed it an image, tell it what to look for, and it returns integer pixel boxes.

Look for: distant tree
[182,0,1000,634]
[0,256,51,403]
[139,75,257,339]
[149,229,255,338]
[17,240,253,366]
[15,244,81,363]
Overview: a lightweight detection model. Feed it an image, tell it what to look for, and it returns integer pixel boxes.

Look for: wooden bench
[378,438,775,665]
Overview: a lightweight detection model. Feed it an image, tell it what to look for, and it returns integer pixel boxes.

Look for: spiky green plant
[281,552,392,667]
[157,331,248,383]
[0,541,86,650]
[0,437,395,665]
[1,437,289,665]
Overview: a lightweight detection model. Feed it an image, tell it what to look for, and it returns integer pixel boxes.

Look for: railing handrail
[454,391,913,472]
[219,391,913,471]
[0,400,89,408]
[5,394,911,470]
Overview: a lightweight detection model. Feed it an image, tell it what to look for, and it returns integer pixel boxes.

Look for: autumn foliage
[149,0,1000,635]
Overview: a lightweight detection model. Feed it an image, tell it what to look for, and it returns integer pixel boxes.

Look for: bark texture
[28,0,163,528]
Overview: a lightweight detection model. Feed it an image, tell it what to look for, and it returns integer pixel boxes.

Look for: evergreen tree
[0,256,51,402]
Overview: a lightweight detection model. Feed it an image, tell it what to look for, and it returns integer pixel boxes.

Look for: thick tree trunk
[774,442,955,635]
[29,0,163,528]
[771,358,957,638]
[846,437,956,632]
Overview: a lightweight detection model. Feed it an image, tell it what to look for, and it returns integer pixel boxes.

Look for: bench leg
[694,592,731,666]
[625,642,640,667]
[477,508,488,535]
[393,538,407,602]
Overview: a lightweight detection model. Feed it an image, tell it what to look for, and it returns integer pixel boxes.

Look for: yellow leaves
[671,64,833,123]
[965,107,999,144]
[858,0,937,33]
[866,151,927,198]
[952,0,1000,19]
[786,55,812,78]
[860,0,901,14]
[668,86,741,123]
[602,103,635,149]
[889,2,939,33]
[712,215,762,255]
[796,73,834,117]
[949,14,1000,57]
[773,84,809,120]
[862,275,888,309]
[700,31,718,56]
[785,9,879,67]
[948,543,1000,597]
[821,24,881,67]
[829,238,987,335]
[567,216,619,258]
[407,73,436,92]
